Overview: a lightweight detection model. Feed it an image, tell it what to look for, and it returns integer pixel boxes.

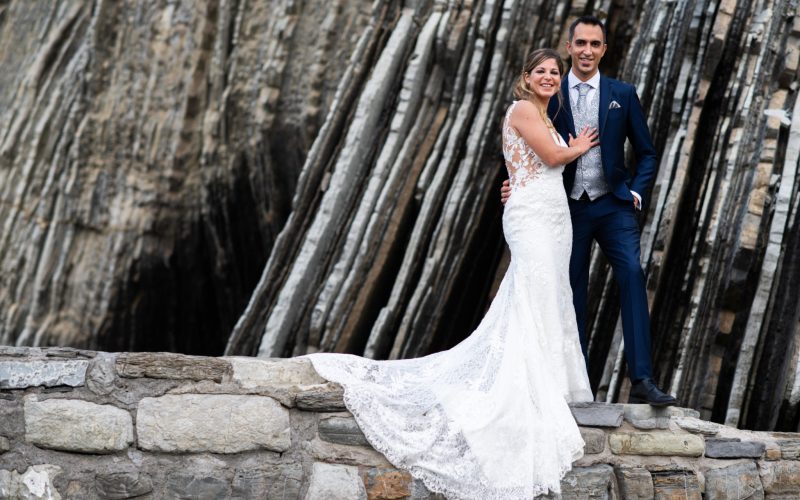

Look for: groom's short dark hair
[568,15,607,43]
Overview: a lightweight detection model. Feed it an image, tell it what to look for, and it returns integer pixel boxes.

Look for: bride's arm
[510,100,597,166]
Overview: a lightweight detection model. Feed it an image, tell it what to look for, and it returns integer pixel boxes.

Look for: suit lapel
[599,75,611,136]
[560,78,576,137]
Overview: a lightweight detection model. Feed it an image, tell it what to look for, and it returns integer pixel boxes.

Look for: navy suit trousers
[568,193,653,382]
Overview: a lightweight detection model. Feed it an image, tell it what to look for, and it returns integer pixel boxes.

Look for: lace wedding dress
[307,101,592,499]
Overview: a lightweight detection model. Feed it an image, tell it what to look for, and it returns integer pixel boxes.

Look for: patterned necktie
[576,82,591,114]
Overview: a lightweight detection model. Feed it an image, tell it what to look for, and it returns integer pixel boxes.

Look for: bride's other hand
[568,126,599,154]
[500,179,511,205]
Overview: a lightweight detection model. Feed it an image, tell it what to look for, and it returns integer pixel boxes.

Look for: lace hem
[308,355,585,500]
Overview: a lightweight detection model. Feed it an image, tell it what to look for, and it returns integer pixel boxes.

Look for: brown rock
[116,352,231,382]
[758,460,800,495]
[359,467,413,500]
[651,468,701,500]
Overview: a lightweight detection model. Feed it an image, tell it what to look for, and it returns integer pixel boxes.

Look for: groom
[502,16,676,406]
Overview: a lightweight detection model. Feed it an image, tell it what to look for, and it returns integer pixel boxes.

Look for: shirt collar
[568,69,601,90]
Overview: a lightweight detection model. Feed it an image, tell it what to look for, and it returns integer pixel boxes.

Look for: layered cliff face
[1,1,799,431]
[0,0,372,354]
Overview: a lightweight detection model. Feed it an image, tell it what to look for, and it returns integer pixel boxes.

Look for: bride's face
[525,58,561,99]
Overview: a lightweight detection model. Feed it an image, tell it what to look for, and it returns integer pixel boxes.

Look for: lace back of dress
[502,101,544,191]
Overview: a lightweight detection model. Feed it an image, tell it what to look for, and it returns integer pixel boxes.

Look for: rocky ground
[1,346,798,499]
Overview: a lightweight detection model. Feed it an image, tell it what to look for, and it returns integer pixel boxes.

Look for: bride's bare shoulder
[510,100,544,126]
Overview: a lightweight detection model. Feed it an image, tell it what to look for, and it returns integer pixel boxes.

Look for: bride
[307,48,599,499]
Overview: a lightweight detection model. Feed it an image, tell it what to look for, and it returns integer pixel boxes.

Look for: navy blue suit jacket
[547,75,657,207]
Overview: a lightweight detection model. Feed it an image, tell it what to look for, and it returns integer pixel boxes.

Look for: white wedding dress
[307,101,592,499]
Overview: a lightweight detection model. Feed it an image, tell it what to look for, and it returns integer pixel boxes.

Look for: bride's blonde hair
[513,49,564,120]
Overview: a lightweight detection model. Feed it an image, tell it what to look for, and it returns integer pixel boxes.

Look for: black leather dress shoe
[628,378,678,406]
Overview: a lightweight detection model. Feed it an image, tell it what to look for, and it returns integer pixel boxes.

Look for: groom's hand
[631,190,642,210]
[500,180,511,205]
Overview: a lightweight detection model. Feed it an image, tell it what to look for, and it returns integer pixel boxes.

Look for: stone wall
[1,347,798,499]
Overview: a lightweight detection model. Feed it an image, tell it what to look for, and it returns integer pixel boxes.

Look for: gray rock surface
[136,394,290,453]
[318,415,370,447]
[705,438,765,458]
[229,356,326,388]
[569,403,624,427]
[165,472,230,499]
[116,352,230,382]
[674,416,721,436]
[0,464,62,500]
[705,462,763,500]
[0,399,23,438]
[94,471,153,499]
[623,404,671,430]
[777,438,800,459]
[304,462,367,500]
[0,360,87,389]
[85,354,118,396]
[614,466,654,499]
[296,383,347,411]
[579,427,606,454]
[0,436,9,453]
[559,464,618,499]
[24,398,133,453]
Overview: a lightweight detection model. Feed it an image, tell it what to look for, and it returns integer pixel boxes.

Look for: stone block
[668,407,701,419]
[764,442,782,460]
[569,403,624,427]
[652,468,701,499]
[359,467,414,500]
[0,360,87,389]
[614,466,653,499]
[0,464,62,500]
[231,469,271,499]
[310,438,394,468]
[674,416,721,436]
[579,427,606,454]
[165,472,230,499]
[0,346,30,357]
[319,415,370,447]
[229,356,326,388]
[609,431,704,456]
[86,354,118,395]
[296,383,347,411]
[777,438,800,459]
[0,436,9,453]
[705,438,765,458]
[116,352,230,382]
[0,399,23,437]
[560,464,618,498]
[231,461,303,499]
[623,404,671,430]
[758,460,800,495]
[95,471,153,499]
[704,462,763,500]
[25,398,133,453]
[136,394,290,453]
[304,462,367,500]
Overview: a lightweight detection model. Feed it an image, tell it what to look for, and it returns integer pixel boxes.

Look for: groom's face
[566,23,607,80]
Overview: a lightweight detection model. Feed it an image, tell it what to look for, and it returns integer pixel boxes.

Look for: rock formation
[1,1,799,432]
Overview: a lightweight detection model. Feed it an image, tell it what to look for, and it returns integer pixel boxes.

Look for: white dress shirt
[567,69,642,208]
